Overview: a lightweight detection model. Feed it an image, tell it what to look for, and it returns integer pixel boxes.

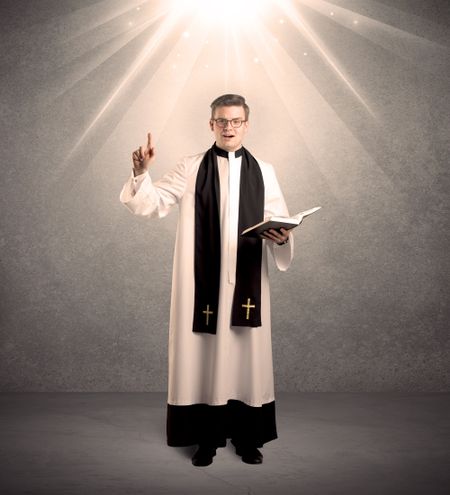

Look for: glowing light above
[66,0,385,161]
[170,0,271,24]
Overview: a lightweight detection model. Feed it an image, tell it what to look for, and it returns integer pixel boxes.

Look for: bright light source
[170,0,271,25]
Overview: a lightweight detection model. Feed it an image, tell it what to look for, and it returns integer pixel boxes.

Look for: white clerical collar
[213,143,243,159]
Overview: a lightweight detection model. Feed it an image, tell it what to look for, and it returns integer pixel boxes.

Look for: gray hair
[210,94,250,120]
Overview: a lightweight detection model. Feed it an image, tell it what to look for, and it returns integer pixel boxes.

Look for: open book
[241,206,321,238]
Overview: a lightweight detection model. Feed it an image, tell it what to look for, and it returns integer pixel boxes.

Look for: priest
[120,94,294,467]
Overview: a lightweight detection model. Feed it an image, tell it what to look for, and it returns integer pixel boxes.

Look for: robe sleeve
[263,163,294,272]
[119,158,187,218]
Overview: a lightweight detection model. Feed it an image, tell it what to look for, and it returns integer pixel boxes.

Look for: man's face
[210,105,249,152]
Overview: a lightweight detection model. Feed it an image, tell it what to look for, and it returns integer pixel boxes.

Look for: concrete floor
[0,393,449,495]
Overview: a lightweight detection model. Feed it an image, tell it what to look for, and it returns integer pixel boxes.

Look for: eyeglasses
[212,118,247,128]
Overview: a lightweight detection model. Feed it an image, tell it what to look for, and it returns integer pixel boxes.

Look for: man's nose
[223,120,233,129]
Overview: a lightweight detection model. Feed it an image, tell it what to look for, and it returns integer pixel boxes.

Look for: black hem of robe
[166,400,277,448]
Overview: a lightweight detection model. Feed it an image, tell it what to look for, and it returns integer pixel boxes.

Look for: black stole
[193,143,265,334]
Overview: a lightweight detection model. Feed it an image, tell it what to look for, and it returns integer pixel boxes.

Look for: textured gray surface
[0,1,449,391]
[1,392,449,494]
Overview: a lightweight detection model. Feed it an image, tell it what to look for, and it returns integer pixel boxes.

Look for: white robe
[120,150,293,408]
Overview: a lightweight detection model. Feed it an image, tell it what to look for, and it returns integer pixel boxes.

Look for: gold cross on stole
[242,298,256,320]
[202,305,213,326]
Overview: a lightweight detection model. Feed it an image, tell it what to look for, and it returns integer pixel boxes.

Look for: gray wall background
[0,0,449,392]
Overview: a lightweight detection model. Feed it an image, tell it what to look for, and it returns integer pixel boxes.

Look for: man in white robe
[120,94,293,466]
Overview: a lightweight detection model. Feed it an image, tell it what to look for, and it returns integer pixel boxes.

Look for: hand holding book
[241,206,321,239]
[260,227,290,245]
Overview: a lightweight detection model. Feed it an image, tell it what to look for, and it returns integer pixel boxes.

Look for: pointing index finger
[147,132,153,149]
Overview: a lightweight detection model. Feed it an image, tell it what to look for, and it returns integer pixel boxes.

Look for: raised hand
[132,132,156,175]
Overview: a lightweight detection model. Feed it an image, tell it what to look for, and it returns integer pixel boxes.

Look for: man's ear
[209,120,214,131]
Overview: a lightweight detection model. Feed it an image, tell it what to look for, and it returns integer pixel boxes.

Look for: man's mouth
[222,134,234,138]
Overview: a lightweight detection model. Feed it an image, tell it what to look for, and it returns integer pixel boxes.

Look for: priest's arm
[119,158,187,218]
[261,163,294,272]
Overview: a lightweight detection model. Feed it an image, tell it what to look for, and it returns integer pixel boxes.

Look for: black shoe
[235,446,263,465]
[192,446,216,467]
